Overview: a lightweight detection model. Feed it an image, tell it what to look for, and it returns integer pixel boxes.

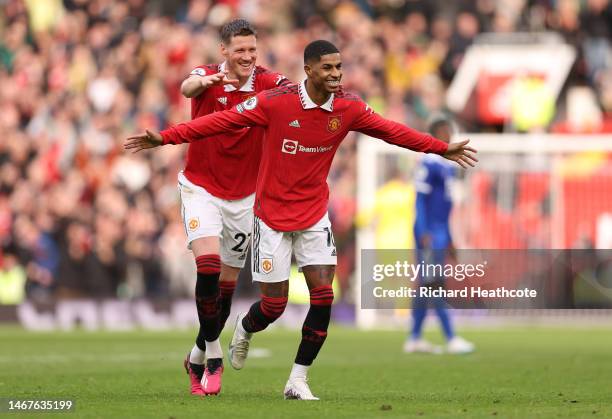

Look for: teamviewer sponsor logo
[282,139,333,155]
[299,145,333,153]
[282,139,298,154]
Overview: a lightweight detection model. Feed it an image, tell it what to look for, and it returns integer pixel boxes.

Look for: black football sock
[294,285,334,366]
[189,362,204,379]
[218,280,237,332]
[194,254,221,350]
[241,295,288,333]
[206,358,223,374]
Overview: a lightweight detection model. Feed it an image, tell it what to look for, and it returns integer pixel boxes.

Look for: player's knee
[191,236,220,259]
[219,264,241,282]
[260,295,288,322]
[195,254,221,275]
[309,284,334,307]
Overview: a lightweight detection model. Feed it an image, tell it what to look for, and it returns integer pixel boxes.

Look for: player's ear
[220,43,228,57]
[304,64,312,77]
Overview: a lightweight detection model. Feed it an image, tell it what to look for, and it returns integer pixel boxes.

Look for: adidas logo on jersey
[331,249,337,256]
[218,97,228,106]
[289,120,300,128]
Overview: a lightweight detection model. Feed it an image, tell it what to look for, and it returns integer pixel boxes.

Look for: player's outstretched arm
[181,71,239,98]
[125,94,270,148]
[351,101,478,168]
[442,139,478,169]
[124,130,163,153]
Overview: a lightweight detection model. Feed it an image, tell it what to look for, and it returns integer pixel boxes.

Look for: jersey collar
[298,79,334,112]
[219,62,255,92]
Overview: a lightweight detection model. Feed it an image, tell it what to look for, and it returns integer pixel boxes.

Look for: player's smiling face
[222,35,257,80]
[307,53,342,94]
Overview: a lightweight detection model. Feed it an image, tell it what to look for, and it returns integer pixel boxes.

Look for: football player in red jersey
[126,40,477,400]
[174,19,289,396]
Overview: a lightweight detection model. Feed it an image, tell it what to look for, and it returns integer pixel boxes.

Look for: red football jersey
[162,81,449,231]
[183,63,289,200]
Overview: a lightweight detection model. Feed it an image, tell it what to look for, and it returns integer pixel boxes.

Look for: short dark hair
[427,113,452,134]
[304,40,339,64]
[220,19,256,44]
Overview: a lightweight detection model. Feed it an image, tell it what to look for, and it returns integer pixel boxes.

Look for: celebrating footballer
[126,39,477,400]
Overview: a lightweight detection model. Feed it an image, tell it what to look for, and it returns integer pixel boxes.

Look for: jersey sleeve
[259,70,291,89]
[188,65,216,77]
[161,93,270,145]
[350,101,448,155]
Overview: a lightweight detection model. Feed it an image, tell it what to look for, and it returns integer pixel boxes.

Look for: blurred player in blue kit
[403,115,475,355]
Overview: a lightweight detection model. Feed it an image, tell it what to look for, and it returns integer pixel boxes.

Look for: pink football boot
[184,354,205,396]
[202,359,224,396]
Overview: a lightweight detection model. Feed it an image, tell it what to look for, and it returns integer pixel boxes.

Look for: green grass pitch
[1,326,611,418]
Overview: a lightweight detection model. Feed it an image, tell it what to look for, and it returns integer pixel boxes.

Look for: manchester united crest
[188,217,200,231]
[261,258,274,274]
[327,116,342,133]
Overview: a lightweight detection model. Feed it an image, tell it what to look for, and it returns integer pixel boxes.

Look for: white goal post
[355,134,612,329]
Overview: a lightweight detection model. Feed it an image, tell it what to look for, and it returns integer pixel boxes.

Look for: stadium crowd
[0,0,611,304]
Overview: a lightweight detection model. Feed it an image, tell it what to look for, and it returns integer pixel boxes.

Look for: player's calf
[285,284,333,400]
[191,254,227,394]
[229,295,288,370]
[218,280,237,331]
[295,285,333,365]
[242,294,288,333]
[194,254,222,348]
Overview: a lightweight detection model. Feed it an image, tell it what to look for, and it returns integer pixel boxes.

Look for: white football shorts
[251,212,337,283]
[178,171,254,268]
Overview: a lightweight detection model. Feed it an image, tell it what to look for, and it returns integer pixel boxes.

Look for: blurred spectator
[579,0,612,83]
[440,11,479,82]
[0,244,26,304]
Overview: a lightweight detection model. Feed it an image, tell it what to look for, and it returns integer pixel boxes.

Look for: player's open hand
[124,130,163,153]
[442,139,478,169]
[202,71,240,89]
